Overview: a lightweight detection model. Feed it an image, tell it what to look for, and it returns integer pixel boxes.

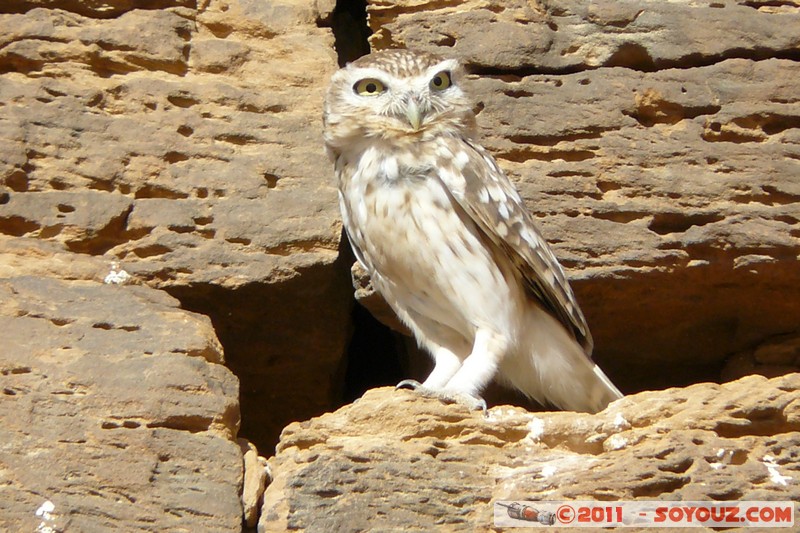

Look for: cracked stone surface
[261,375,800,531]
[0,0,353,452]
[0,274,242,532]
[0,0,345,528]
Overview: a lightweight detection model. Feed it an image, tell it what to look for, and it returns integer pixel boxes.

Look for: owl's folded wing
[436,137,594,356]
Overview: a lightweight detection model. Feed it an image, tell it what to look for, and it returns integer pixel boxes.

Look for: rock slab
[0,0,353,451]
[0,274,242,532]
[260,374,800,531]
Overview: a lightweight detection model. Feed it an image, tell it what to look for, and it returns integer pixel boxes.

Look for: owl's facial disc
[335,59,466,139]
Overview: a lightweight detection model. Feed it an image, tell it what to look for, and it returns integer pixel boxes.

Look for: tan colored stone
[0,0,352,451]
[723,333,800,381]
[261,375,800,531]
[0,275,242,532]
[0,234,114,281]
[239,438,269,528]
[369,0,800,71]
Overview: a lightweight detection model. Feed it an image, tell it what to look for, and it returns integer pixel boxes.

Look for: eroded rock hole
[329,0,371,66]
[342,304,406,404]
[167,252,353,453]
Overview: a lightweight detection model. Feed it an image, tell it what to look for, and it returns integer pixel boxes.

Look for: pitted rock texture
[0,274,242,532]
[260,375,800,532]
[356,0,800,392]
[0,0,353,450]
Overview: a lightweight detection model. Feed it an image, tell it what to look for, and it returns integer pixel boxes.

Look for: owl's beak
[405,97,424,130]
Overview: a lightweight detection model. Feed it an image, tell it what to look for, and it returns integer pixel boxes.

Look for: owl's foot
[396,379,488,414]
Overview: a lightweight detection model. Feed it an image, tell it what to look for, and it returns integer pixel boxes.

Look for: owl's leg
[421,347,462,388]
[396,344,485,410]
[442,328,508,398]
[398,330,506,413]
[392,310,486,411]
[396,346,472,404]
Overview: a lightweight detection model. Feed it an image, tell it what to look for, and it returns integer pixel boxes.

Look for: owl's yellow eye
[354,78,386,96]
[430,71,452,91]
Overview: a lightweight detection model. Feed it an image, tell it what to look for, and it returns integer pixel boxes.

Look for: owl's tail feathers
[587,363,624,412]
[537,354,622,414]
[502,308,623,414]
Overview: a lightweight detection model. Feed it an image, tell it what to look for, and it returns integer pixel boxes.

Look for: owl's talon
[395,379,423,390]
[434,390,488,414]
[474,397,489,415]
[451,393,487,415]
[396,381,487,414]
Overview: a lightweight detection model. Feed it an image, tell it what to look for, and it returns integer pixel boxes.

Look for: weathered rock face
[0,267,242,531]
[261,375,800,531]
[360,0,800,391]
[0,0,351,529]
[0,0,353,451]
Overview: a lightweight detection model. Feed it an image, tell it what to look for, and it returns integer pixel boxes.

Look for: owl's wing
[334,157,371,272]
[436,137,594,355]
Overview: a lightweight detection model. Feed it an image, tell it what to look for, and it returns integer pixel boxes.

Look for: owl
[323,49,622,413]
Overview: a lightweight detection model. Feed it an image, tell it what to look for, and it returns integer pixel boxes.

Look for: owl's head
[323,49,477,156]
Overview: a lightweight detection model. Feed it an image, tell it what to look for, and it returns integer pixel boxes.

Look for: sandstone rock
[240,438,270,529]
[0,234,117,281]
[0,274,242,531]
[0,0,353,450]
[722,332,800,381]
[0,2,342,285]
[0,190,134,254]
[260,375,800,531]
[369,0,800,72]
